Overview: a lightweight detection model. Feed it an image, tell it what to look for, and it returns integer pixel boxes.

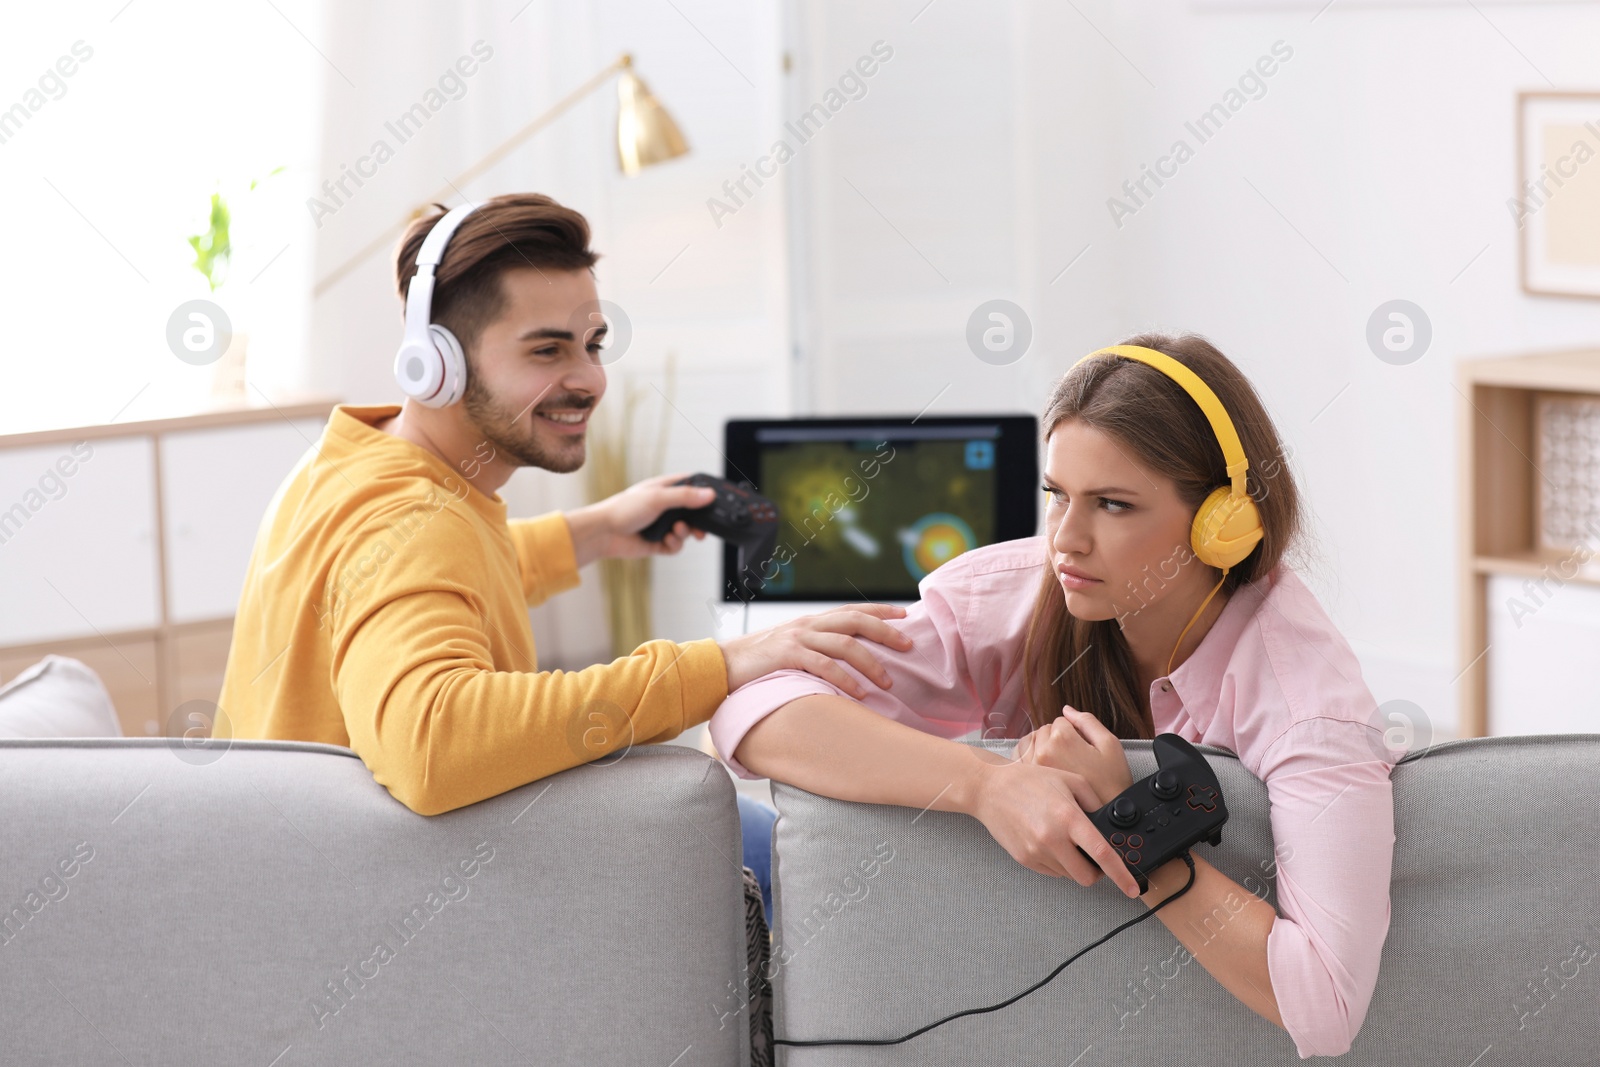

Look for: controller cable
[774,851,1198,1048]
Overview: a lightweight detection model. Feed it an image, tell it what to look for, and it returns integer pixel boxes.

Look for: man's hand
[564,471,717,568]
[719,603,914,698]
[1015,707,1135,809]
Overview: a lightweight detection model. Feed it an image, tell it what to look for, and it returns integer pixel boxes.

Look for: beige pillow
[0,655,123,738]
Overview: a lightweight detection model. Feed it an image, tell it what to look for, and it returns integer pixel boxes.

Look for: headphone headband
[1071,344,1250,497]
[403,203,478,341]
[394,203,477,408]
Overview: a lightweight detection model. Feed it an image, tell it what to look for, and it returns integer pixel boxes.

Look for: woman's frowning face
[1040,419,1209,624]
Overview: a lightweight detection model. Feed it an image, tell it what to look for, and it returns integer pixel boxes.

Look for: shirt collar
[324,403,509,524]
[1160,566,1279,731]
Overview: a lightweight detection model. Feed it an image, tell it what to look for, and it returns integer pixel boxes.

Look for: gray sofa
[766,735,1600,1064]
[0,739,753,1066]
[5,733,1595,1065]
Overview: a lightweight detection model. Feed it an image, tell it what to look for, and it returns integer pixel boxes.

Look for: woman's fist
[1015,707,1135,809]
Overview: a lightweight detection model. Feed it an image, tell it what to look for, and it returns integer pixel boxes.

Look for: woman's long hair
[1019,332,1307,739]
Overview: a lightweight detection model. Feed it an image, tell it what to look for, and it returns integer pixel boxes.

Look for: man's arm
[334,583,727,815]
[507,513,583,607]
[550,473,720,572]
[336,502,915,815]
[504,474,716,601]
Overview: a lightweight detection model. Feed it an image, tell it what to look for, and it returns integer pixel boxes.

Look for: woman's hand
[968,759,1143,898]
[1014,707,1135,810]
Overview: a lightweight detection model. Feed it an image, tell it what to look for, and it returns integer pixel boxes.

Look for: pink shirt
[709,535,1396,1059]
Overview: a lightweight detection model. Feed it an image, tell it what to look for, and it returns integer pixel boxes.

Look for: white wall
[783,2,1126,418]
[300,0,1600,736]
[787,0,1600,737]
[1103,2,1600,738]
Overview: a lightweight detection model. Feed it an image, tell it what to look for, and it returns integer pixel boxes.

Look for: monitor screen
[723,415,1039,602]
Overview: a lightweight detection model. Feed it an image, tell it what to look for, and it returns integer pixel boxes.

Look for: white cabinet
[161,419,323,623]
[1487,574,1600,735]
[0,437,160,645]
[0,398,338,732]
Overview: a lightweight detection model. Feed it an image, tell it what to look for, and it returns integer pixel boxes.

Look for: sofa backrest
[766,735,1600,1064]
[0,738,752,1066]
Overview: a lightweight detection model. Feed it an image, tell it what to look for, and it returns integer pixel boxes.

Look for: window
[1,1,320,434]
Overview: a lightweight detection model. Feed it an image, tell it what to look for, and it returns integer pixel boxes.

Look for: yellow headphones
[1066,344,1266,676]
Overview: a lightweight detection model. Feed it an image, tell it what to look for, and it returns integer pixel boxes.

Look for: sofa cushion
[0,739,752,1066]
[0,655,121,739]
[766,735,1600,1065]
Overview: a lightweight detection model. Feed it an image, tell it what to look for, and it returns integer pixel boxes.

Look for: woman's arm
[710,547,1038,780]
[1137,854,1282,1028]
[1137,717,1397,1056]
[1251,719,1397,1057]
[1019,710,1284,1029]
[736,693,1146,898]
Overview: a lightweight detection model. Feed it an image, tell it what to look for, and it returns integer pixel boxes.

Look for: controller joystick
[1109,797,1140,828]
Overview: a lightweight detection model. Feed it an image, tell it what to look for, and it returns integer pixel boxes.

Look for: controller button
[1186,784,1218,812]
[1125,850,1141,865]
[1110,832,1125,846]
[1127,835,1143,849]
[1151,769,1181,799]
[1110,797,1140,827]
[1156,814,1170,827]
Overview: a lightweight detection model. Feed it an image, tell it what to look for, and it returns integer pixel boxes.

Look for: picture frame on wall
[1518,91,1600,300]
[1190,0,1588,8]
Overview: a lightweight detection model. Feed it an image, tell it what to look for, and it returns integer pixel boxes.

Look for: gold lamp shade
[616,55,689,176]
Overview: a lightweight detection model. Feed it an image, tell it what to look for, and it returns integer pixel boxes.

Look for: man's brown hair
[393,192,600,359]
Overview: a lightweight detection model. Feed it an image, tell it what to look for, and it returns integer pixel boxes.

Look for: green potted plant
[184,166,284,399]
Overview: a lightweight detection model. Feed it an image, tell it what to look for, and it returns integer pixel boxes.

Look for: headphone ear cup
[393,336,444,403]
[1190,486,1264,570]
[426,324,468,407]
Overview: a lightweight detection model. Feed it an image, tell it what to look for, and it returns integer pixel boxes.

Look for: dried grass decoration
[584,352,679,659]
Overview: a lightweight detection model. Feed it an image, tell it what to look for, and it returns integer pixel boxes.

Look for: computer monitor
[721,414,1039,603]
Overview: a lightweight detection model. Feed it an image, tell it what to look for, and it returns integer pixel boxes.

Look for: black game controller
[639,474,780,595]
[1076,733,1227,894]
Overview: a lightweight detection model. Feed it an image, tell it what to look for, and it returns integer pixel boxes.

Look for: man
[218,191,912,822]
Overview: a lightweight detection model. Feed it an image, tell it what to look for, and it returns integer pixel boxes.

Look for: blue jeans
[736,793,776,925]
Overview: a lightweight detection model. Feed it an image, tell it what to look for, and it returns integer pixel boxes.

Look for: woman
[709,333,1397,1059]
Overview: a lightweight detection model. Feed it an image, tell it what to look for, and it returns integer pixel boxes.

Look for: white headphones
[393,203,478,408]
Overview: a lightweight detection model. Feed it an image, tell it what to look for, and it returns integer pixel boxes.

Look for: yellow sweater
[219,403,729,814]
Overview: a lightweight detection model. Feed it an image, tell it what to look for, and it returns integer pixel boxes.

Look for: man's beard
[460,370,589,474]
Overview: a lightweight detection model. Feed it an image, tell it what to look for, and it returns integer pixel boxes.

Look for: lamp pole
[312,53,636,299]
